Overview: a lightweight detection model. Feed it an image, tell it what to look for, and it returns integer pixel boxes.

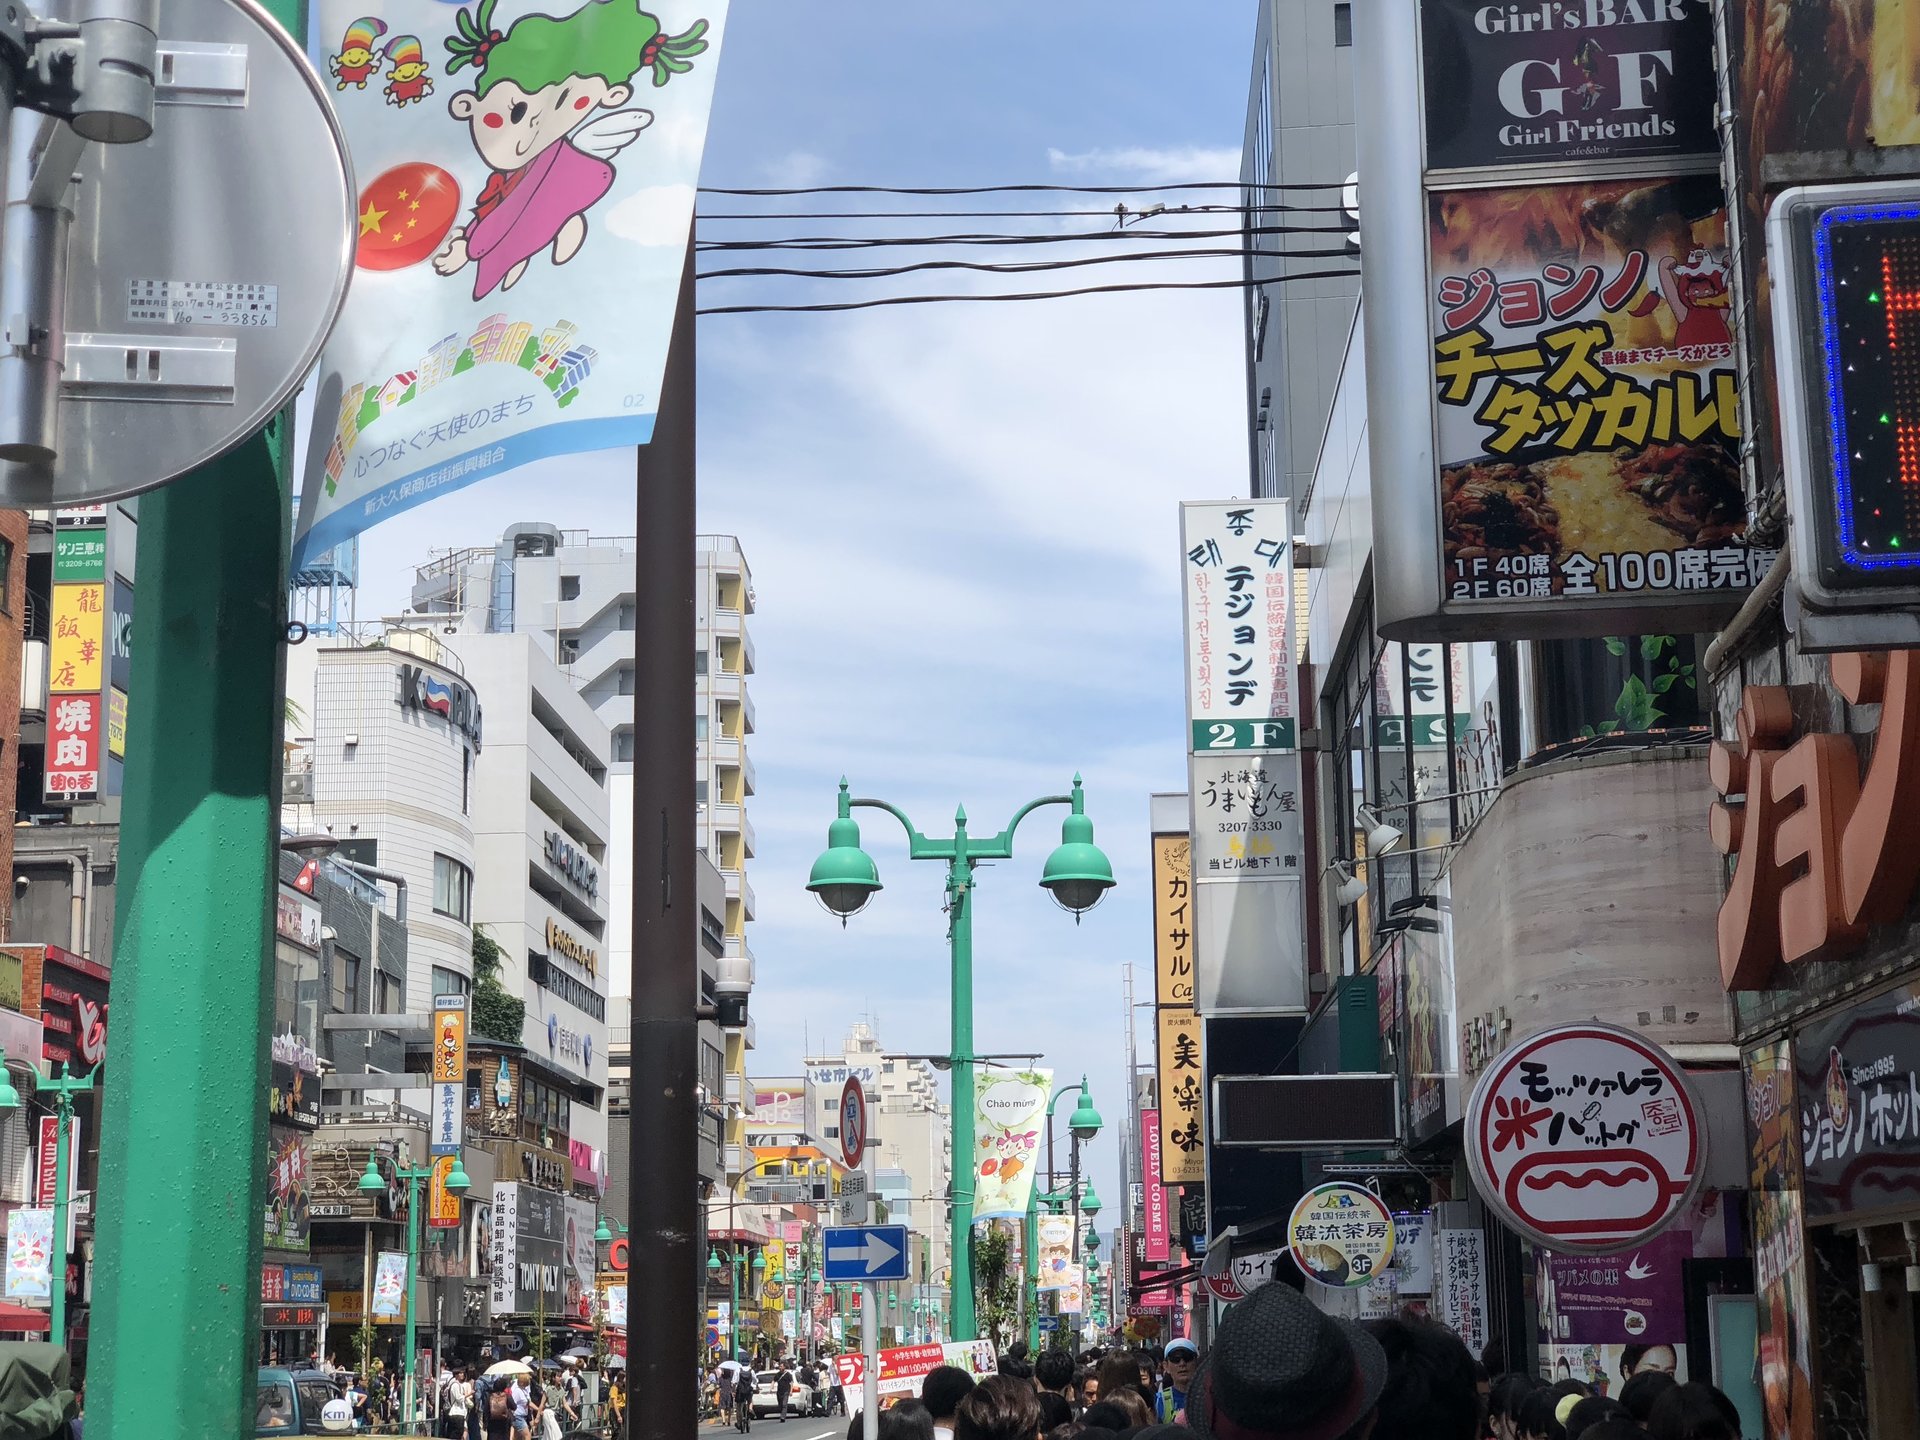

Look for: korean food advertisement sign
[1431,176,1772,611]
[1287,1183,1396,1289]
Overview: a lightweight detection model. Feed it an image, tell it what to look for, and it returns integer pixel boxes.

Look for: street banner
[432,992,468,1157]
[372,1250,408,1317]
[1035,1215,1073,1291]
[1151,833,1194,1009]
[1056,1264,1084,1314]
[266,1126,312,1252]
[606,1284,627,1326]
[4,1209,51,1299]
[1180,500,1294,753]
[971,1066,1052,1220]
[1155,1009,1205,1186]
[565,1194,596,1318]
[294,0,729,568]
[1142,1109,1170,1264]
[1432,1228,1488,1358]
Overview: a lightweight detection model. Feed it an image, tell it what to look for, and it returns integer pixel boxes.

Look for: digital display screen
[1815,203,1920,574]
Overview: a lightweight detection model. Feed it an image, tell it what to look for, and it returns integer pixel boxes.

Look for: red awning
[0,1303,50,1333]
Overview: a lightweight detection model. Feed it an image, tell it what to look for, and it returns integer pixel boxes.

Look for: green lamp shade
[809,1270,822,1286]
[1039,811,1114,917]
[807,813,882,919]
[596,1215,614,1243]
[1080,1182,1103,1217]
[707,1251,723,1273]
[752,1251,767,1273]
[356,1152,385,1193]
[1067,1084,1102,1141]
[445,1158,472,1194]
[0,1051,20,1111]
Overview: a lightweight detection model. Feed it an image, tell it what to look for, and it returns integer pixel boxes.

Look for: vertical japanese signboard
[1432,1227,1488,1357]
[1141,1110,1170,1264]
[1150,828,1204,1185]
[1355,0,1762,640]
[46,526,108,804]
[1745,1039,1813,1440]
[1156,1009,1205,1186]
[1179,500,1307,1015]
[432,993,468,1157]
[429,1155,462,1230]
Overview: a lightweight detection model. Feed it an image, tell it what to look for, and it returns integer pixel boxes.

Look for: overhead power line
[695,270,1361,316]
[697,180,1350,196]
[696,202,1354,220]
[697,224,1356,253]
[697,247,1357,283]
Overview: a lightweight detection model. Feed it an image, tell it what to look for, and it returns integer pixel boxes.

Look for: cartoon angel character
[431,0,709,299]
[1656,246,1733,349]
[330,16,389,90]
[383,35,434,107]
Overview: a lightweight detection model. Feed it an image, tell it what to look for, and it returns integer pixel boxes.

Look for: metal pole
[946,839,976,1341]
[1023,1189,1038,1353]
[860,1282,878,1440]
[405,1167,421,1427]
[50,1087,69,1346]
[1068,1137,1081,1353]
[629,238,698,1440]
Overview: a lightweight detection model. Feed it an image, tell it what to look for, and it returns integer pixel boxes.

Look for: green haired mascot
[431,0,707,297]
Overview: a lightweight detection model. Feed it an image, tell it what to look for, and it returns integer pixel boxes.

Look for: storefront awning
[0,1303,50,1333]
[1132,1263,1200,1294]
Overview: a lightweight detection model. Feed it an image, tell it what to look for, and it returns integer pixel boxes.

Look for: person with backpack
[440,1365,471,1439]
[735,1366,758,1432]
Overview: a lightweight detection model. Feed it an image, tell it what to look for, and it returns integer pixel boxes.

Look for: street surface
[700,1421,848,1440]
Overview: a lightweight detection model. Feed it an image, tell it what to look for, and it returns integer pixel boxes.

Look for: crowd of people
[819,1285,1744,1440]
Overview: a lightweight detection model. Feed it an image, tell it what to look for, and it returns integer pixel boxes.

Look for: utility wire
[697,247,1356,283]
[696,225,1355,253]
[698,180,1350,196]
[696,271,1360,316]
[696,203,1354,220]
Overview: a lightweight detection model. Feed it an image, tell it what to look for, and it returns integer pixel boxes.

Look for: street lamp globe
[1080,1182,1103,1218]
[1039,777,1115,919]
[445,1158,472,1194]
[707,1251,723,1274]
[809,1269,822,1287]
[356,1152,385,1193]
[807,781,882,922]
[752,1251,768,1274]
[597,1215,615,1244]
[1067,1080,1102,1142]
[0,1050,21,1110]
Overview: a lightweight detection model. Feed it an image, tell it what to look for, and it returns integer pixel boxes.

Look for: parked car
[751,1371,815,1417]
[257,1368,351,1434]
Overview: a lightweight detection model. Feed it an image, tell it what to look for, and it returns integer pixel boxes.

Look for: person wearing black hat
[1184,1282,1388,1440]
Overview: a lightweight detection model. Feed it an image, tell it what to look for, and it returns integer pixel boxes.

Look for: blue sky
[353,0,1260,1206]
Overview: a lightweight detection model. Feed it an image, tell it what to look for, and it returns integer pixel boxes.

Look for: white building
[459,630,614,1155]
[286,629,481,1013]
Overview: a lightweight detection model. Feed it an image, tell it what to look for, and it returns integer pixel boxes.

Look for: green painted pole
[91,421,290,1439]
[50,1087,69,1346]
[730,1253,739,1363]
[1023,1188,1038,1354]
[405,1167,422,1427]
[946,813,976,1342]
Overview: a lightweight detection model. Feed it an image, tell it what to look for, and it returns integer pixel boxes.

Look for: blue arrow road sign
[822,1225,910,1282]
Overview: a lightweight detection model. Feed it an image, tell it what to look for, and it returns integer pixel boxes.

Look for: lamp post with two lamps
[0,1051,92,1348]
[357,1145,470,1425]
[1020,1078,1101,1349]
[707,1245,767,1364]
[807,775,1115,1340]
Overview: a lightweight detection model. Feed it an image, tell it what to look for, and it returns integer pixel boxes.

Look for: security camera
[713,952,753,1030]
[12,875,27,895]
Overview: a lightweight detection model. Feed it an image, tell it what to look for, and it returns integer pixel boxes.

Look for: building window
[0,535,13,616]
[462,748,472,815]
[619,604,636,630]
[1333,2,1352,44]
[560,575,581,601]
[374,969,399,1013]
[695,779,709,804]
[613,728,635,763]
[431,965,470,999]
[331,951,362,1013]
[618,666,636,696]
[432,853,473,923]
[694,713,709,742]
[694,648,708,676]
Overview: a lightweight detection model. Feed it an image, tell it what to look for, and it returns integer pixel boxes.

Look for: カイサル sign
[1465,1022,1705,1253]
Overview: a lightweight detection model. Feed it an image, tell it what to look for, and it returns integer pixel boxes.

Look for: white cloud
[603,183,698,246]
[1046,144,1243,186]
[763,149,830,188]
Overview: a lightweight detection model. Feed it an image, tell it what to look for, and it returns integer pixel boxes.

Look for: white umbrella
[485,1359,533,1379]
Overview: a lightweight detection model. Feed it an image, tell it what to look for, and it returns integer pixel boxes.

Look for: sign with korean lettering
[1151,833,1194,1009]
[1156,1008,1206,1186]
[1794,978,1920,1223]
[1419,0,1717,173]
[1431,177,1769,612]
[1142,1109,1171,1265]
[1181,500,1294,752]
[1287,1183,1396,1288]
[1432,1227,1488,1356]
[294,0,730,571]
[1465,1022,1705,1253]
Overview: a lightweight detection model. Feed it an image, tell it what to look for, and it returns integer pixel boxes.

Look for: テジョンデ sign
[1180,500,1294,752]
[1466,1022,1705,1253]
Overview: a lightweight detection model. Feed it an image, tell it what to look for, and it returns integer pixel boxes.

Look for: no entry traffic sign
[1465,1022,1705,1255]
[841,1076,868,1169]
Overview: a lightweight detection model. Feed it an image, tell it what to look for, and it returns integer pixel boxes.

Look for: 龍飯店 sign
[1465,1022,1705,1253]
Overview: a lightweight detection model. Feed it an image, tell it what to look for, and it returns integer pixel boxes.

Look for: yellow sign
[1151,833,1194,1008]
[49,583,105,693]
[432,998,467,1084]
[328,1289,407,1325]
[428,1156,462,1229]
[1156,1007,1206,1185]
[106,688,127,760]
[545,917,599,978]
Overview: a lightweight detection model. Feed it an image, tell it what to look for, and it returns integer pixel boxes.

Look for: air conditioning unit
[282,770,315,803]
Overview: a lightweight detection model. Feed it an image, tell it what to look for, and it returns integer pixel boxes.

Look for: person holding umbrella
[478,1360,533,1440]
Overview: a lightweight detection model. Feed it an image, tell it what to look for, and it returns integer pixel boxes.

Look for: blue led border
[1814,201,1920,571]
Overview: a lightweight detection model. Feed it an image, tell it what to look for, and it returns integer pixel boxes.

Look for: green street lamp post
[809,775,1113,1340]
[1023,1078,1101,1350]
[0,1051,93,1349]
[358,1147,470,1425]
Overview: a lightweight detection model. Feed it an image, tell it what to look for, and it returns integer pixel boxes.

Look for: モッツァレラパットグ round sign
[840,1076,867,1169]
[1287,1183,1396,1288]
[1464,1022,1706,1254]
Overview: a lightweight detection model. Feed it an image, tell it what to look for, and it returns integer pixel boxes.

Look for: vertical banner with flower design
[971,1067,1051,1220]
[295,0,729,567]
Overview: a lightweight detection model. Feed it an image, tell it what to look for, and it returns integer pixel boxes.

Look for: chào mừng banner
[295,0,728,567]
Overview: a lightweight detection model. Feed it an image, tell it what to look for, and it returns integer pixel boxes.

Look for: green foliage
[471,925,526,1042]
[1581,635,1696,738]
[972,1223,1021,1354]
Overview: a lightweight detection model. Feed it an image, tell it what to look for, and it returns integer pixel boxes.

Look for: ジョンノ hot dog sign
[1465,1023,1706,1253]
